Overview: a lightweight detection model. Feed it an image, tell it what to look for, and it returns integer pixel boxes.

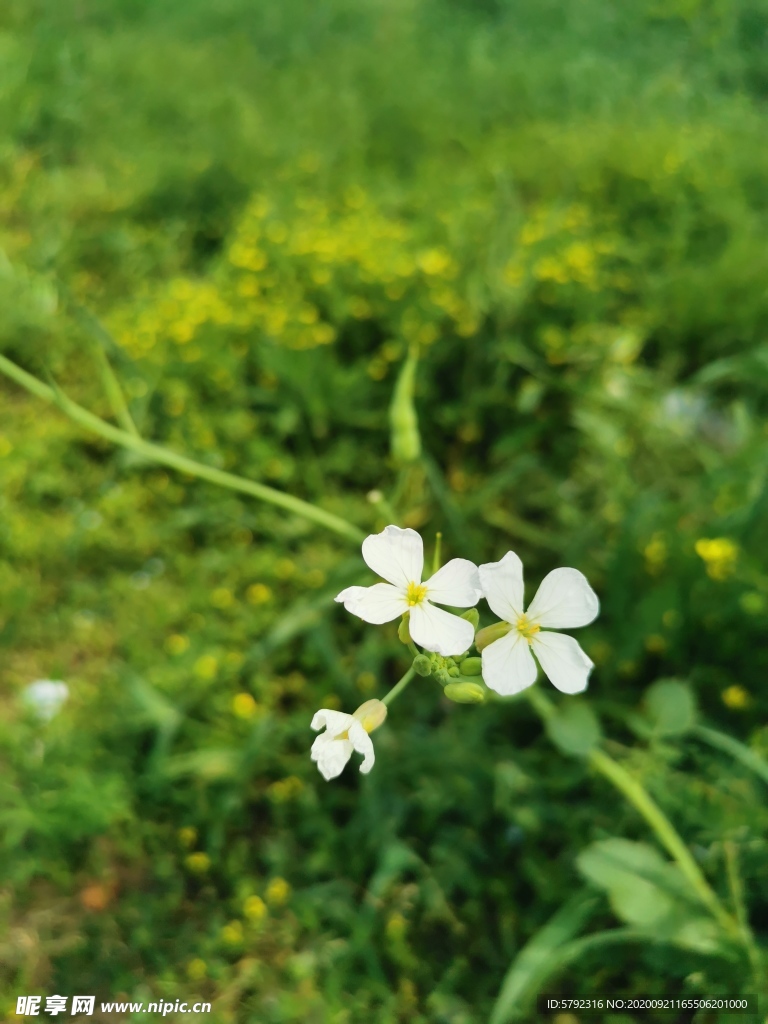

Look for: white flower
[478,552,599,696]
[22,680,69,721]
[335,525,481,656]
[310,700,387,781]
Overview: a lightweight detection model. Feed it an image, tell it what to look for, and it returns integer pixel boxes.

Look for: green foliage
[644,678,698,737]
[1,0,768,1020]
[545,700,603,757]
[576,839,730,957]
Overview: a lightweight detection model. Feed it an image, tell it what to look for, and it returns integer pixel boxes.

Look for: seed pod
[475,621,512,652]
[444,682,486,704]
[398,615,412,645]
[389,347,421,464]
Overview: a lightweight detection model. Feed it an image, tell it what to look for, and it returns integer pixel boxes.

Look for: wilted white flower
[22,680,69,721]
[310,699,388,781]
[478,552,599,696]
[335,525,481,656]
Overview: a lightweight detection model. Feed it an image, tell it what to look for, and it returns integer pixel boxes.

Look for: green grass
[1,0,768,1021]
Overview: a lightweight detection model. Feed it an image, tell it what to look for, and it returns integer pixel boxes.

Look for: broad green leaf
[545,699,602,757]
[644,678,697,736]
[576,838,698,927]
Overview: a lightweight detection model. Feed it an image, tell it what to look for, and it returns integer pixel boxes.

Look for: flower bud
[459,657,483,676]
[448,665,460,677]
[353,699,388,733]
[443,682,486,704]
[459,608,480,632]
[397,615,412,645]
[412,654,432,677]
[434,667,452,686]
[475,620,511,652]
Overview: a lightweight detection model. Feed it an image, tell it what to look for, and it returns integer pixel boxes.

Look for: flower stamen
[405,581,428,606]
[515,614,541,643]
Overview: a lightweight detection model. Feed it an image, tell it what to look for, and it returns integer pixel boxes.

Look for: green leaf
[576,838,698,928]
[489,891,600,1024]
[545,699,602,757]
[693,724,768,788]
[573,839,734,958]
[644,678,697,736]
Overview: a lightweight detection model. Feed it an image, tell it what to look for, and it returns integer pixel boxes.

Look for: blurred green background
[1,0,767,1021]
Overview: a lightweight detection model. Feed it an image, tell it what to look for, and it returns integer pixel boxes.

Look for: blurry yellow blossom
[267,776,304,802]
[356,671,376,694]
[695,538,738,580]
[185,852,211,874]
[220,920,244,945]
[265,877,291,906]
[386,913,407,941]
[178,827,197,848]
[211,587,234,609]
[243,895,267,922]
[662,609,681,628]
[232,693,260,719]
[186,959,207,980]
[246,583,272,605]
[274,558,295,579]
[418,248,455,277]
[645,634,668,654]
[194,655,219,680]
[165,633,190,655]
[722,685,750,710]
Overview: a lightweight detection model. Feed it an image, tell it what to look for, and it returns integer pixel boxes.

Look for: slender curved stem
[723,840,764,990]
[381,666,416,707]
[0,354,365,544]
[526,687,740,940]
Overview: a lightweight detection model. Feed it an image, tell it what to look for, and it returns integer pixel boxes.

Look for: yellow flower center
[516,614,541,643]
[405,581,428,607]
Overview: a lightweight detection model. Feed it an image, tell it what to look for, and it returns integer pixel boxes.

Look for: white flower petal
[409,600,475,656]
[334,583,407,624]
[478,551,525,623]
[311,709,355,735]
[361,525,424,588]
[481,630,538,696]
[532,631,594,694]
[424,558,482,608]
[347,720,376,774]
[526,567,599,629]
[311,733,355,780]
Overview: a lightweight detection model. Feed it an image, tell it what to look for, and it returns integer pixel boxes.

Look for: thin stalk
[88,338,140,437]
[0,354,365,544]
[723,840,764,988]
[526,686,740,940]
[381,666,416,707]
[432,531,442,576]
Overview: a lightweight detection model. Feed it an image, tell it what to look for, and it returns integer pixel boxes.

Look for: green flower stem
[432,531,442,576]
[724,840,764,988]
[525,686,740,940]
[381,666,416,707]
[0,354,365,544]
